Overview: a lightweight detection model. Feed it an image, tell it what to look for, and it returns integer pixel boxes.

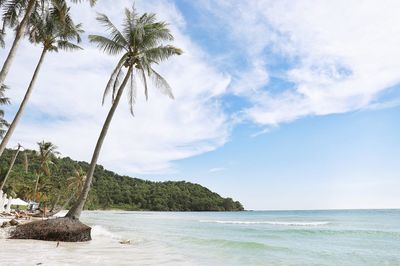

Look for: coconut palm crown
[28,0,83,52]
[37,141,59,176]
[89,7,183,114]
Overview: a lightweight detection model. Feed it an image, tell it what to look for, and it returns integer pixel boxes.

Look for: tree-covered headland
[0,147,244,212]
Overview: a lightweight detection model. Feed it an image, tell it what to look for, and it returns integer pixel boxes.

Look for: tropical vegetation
[0,147,244,211]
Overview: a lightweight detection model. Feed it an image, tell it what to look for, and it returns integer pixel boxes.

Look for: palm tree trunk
[66,66,133,219]
[0,144,21,191]
[50,193,61,212]
[1,21,6,35]
[0,48,47,157]
[34,173,40,198]
[0,0,36,87]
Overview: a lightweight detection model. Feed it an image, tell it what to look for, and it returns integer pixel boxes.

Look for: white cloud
[0,0,231,174]
[200,0,400,126]
[209,167,225,173]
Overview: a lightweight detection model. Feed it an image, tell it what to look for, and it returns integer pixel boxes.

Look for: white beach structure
[0,191,7,213]
[0,190,4,212]
[9,198,28,206]
[5,196,12,213]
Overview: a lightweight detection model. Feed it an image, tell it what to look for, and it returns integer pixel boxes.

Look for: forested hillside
[0,148,244,211]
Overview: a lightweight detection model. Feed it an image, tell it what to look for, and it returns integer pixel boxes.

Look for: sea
[0,209,399,265]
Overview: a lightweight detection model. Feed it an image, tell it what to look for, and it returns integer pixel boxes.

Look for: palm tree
[0,0,96,88]
[0,1,83,157]
[0,84,10,138]
[34,141,58,196]
[67,166,86,196]
[0,143,29,192]
[66,7,182,219]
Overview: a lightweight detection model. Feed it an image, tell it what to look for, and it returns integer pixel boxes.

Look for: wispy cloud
[198,0,400,127]
[209,167,226,173]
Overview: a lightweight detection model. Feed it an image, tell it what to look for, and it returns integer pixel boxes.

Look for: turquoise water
[79,209,400,265]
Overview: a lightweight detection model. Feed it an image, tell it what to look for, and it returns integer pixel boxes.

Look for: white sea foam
[91,225,121,240]
[199,220,331,226]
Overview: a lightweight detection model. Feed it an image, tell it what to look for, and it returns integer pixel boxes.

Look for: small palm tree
[0,0,96,88]
[37,141,59,175]
[0,1,83,157]
[0,84,10,138]
[66,7,182,219]
[67,166,86,196]
[34,141,58,195]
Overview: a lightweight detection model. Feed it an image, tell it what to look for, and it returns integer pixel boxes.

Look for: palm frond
[112,68,125,103]
[0,84,10,105]
[2,0,26,28]
[95,13,128,48]
[144,45,182,63]
[127,69,136,115]
[149,67,174,99]
[137,64,149,101]
[89,34,125,55]
[102,54,127,105]
[56,40,82,51]
[69,0,96,7]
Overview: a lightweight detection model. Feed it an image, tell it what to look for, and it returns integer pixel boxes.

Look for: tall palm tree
[0,1,83,157]
[0,84,10,138]
[0,0,96,92]
[66,7,182,219]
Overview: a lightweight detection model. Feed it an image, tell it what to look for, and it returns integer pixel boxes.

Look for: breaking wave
[199,220,331,226]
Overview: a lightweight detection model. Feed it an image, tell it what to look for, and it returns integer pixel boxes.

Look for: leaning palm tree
[66,7,182,219]
[0,84,10,138]
[0,0,95,88]
[0,1,83,157]
[0,143,28,191]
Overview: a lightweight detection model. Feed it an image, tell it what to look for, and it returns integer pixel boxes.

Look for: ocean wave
[280,229,400,238]
[199,220,331,226]
[91,225,121,240]
[182,236,287,251]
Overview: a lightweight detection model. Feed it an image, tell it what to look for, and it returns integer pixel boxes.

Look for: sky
[1,0,400,210]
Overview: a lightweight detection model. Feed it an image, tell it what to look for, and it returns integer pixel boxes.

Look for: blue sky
[1,0,400,210]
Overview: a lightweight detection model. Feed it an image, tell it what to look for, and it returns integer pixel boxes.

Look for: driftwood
[10,217,91,242]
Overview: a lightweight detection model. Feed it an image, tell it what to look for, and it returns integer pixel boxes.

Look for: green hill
[0,148,244,211]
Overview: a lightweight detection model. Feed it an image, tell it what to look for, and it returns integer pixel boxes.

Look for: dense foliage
[0,148,244,211]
